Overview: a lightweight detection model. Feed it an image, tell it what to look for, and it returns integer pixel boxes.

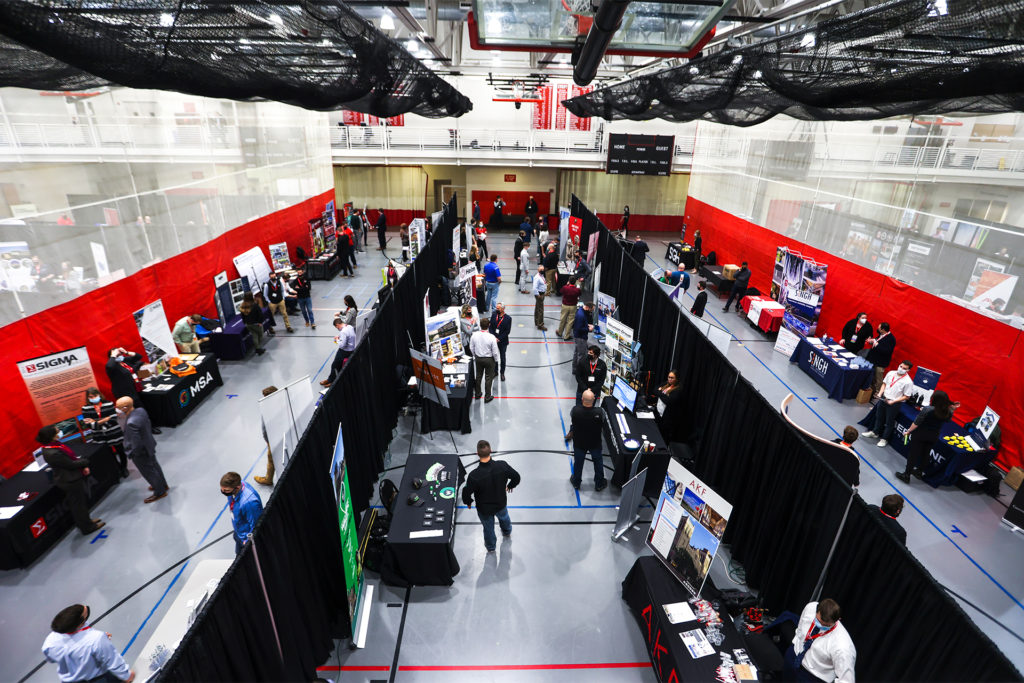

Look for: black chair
[669,442,696,467]
[379,478,399,518]
[705,250,717,266]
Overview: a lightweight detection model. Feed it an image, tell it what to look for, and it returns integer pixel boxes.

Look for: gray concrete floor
[3,232,1022,683]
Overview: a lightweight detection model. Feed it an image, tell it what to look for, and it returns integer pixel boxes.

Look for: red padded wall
[596,212,684,232]
[685,197,1023,471]
[0,190,335,477]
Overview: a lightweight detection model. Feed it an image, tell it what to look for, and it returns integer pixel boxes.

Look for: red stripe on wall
[596,212,684,232]
[685,196,1023,470]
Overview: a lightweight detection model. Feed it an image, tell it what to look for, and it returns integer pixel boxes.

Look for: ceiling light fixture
[380,12,395,31]
[406,39,418,52]
[159,12,174,27]
[269,13,283,25]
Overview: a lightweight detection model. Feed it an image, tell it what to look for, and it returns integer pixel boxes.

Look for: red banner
[555,84,569,129]
[341,110,364,125]
[532,85,552,130]
[569,86,593,131]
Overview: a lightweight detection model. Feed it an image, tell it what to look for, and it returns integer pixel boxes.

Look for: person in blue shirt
[520,217,533,243]
[482,254,502,315]
[220,472,264,555]
[43,604,134,683]
[572,301,595,367]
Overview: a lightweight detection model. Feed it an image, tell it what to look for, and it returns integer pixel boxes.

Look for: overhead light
[800,33,816,49]
[753,70,762,78]
[380,12,395,31]
[269,13,283,25]
[406,39,418,52]
[159,12,174,27]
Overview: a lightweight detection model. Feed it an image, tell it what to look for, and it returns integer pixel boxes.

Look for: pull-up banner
[18,346,99,426]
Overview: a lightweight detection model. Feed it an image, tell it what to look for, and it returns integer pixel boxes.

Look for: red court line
[509,340,572,344]
[494,396,576,399]
[316,665,390,671]
[399,662,651,672]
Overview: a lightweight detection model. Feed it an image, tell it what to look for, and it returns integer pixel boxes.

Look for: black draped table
[623,556,752,682]
[421,360,474,435]
[0,440,116,570]
[665,242,697,270]
[139,354,223,427]
[306,254,341,280]
[380,453,463,586]
[601,396,670,496]
[699,265,732,297]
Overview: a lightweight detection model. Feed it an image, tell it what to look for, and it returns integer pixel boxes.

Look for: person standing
[519,243,532,294]
[320,318,356,387]
[574,253,592,291]
[573,345,607,405]
[82,387,129,479]
[783,599,856,683]
[42,604,134,682]
[840,312,873,355]
[898,390,960,483]
[483,253,502,316]
[490,302,512,382]
[524,195,539,225]
[462,440,520,553]
[290,267,316,330]
[537,216,549,245]
[532,265,548,330]
[692,229,702,272]
[543,244,560,295]
[105,347,144,403]
[469,318,500,402]
[651,370,684,443]
[631,237,649,265]
[116,397,169,503]
[513,231,525,286]
[171,314,207,354]
[620,205,630,236]
[472,200,481,224]
[399,223,410,261]
[565,389,607,491]
[572,301,595,366]
[722,261,751,313]
[335,226,354,278]
[264,271,294,333]
[220,471,264,555]
[865,322,896,393]
[376,208,388,252]
[556,277,582,340]
[475,221,489,258]
[868,493,906,545]
[691,280,708,318]
[520,216,533,244]
[492,196,506,228]
[239,297,266,356]
[254,385,279,487]
[37,426,104,535]
[861,360,915,448]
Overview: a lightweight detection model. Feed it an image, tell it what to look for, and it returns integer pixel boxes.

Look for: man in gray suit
[116,397,169,503]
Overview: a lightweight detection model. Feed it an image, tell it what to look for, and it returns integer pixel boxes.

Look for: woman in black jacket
[897,390,959,482]
[81,387,129,478]
[651,370,685,443]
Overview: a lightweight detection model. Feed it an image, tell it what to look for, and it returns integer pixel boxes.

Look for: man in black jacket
[376,208,388,252]
[840,312,873,355]
[865,322,896,393]
[513,231,525,285]
[573,345,607,405]
[867,494,906,545]
[524,195,539,224]
[264,272,294,333]
[565,390,607,491]
[691,280,708,318]
[462,440,521,553]
[722,261,751,313]
[489,302,512,382]
[37,426,104,535]
[105,347,144,403]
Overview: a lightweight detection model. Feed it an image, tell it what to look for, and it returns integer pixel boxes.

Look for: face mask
[897,367,908,376]
[221,489,235,497]
[115,408,124,415]
[813,617,826,630]
[115,355,124,362]
[859,318,867,325]
[56,430,63,440]
[89,396,101,404]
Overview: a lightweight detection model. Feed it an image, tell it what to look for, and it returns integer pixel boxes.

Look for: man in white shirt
[861,359,914,448]
[320,318,357,387]
[469,318,500,402]
[42,604,135,682]
[784,599,856,683]
[532,265,548,331]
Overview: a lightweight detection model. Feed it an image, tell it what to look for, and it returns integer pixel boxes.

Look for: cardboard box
[1006,466,1024,491]
[722,264,740,280]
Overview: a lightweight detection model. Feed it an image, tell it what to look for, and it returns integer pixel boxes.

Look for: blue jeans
[872,400,900,441]
[298,297,314,325]
[486,281,500,315]
[572,443,606,488]
[477,507,512,551]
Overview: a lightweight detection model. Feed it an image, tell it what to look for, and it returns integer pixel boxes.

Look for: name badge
[588,376,596,382]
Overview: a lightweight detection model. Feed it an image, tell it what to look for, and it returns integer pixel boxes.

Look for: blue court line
[641,247,1024,614]
[121,448,268,656]
[313,347,336,382]
[541,327,579,506]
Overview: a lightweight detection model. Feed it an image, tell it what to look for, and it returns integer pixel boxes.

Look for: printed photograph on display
[965,258,1017,314]
[133,300,177,363]
[647,459,733,597]
[309,216,326,257]
[596,292,616,329]
[268,242,291,271]
[409,218,425,260]
[602,317,635,391]
[0,241,35,291]
[977,406,1000,440]
[426,310,464,360]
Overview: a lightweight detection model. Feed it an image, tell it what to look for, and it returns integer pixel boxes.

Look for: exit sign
[504,174,516,182]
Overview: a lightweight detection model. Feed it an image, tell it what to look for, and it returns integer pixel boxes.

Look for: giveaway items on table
[789,336,873,401]
[139,355,223,427]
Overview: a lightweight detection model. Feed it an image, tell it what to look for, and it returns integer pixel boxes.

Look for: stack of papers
[807,337,824,345]
[663,602,697,624]
[681,629,715,658]
[0,506,23,520]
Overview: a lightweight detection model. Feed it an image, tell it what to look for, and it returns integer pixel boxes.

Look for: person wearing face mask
[81,387,129,479]
[864,322,896,394]
[220,471,264,555]
[573,345,607,406]
[37,425,104,535]
[650,370,685,443]
[116,397,169,503]
[264,271,294,333]
[784,599,856,683]
[840,312,873,355]
[42,604,134,683]
[861,360,915,448]
[104,347,161,434]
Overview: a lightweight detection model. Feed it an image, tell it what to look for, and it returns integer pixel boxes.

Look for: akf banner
[18,346,99,426]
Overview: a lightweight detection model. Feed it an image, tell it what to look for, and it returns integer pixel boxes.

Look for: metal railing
[328,125,607,156]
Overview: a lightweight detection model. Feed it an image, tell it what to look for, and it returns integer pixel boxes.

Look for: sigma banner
[17,346,99,426]
[771,246,828,337]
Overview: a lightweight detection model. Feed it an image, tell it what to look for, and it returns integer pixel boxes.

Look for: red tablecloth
[758,306,784,333]
[741,294,773,314]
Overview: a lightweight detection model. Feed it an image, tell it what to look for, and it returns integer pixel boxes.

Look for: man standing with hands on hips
[860,359,915,448]
[463,440,520,553]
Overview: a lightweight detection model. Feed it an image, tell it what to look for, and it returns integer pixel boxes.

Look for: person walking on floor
[116,397,169,503]
[490,302,512,382]
[42,604,134,682]
[722,261,751,313]
[462,440,520,553]
[37,426,104,535]
[572,301,595,366]
[264,271,294,333]
[472,200,481,224]
[220,471,264,555]
[470,318,500,402]
[513,231,525,286]
[691,280,708,318]
[532,265,548,330]
[483,253,502,316]
[565,389,608,491]
[573,345,607,405]
[376,208,387,252]
[861,360,914,448]
[543,243,560,295]
[897,390,959,483]
[336,226,354,278]
[321,317,356,387]
[81,387,129,479]
[557,276,581,340]
[475,221,489,258]
[290,267,316,330]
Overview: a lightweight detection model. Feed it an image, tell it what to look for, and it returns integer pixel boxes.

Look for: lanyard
[590,360,597,375]
[120,361,142,390]
[887,373,903,391]
[880,510,898,520]
[805,621,837,643]
[229,484,244,512]
[48,442,79,461]
[496,314,505,328]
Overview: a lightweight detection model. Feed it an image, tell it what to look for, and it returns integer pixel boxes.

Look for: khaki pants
[177,339,201,354]
[871,365,887,396]
[558,304,575,340]
[268,300,291,330]
[534,294,546,327]
[546,268,558,297]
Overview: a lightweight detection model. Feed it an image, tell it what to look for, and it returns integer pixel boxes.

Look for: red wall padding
[471,191,551,220]
[596,212,684,232]
[0,189,335,477]
[685,197,1024,471]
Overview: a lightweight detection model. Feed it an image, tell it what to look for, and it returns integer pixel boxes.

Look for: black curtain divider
[573,196,1020,682]
[161,196,461,682]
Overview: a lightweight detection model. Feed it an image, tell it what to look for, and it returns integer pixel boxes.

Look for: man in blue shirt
[43,604,134,682]
[521,217,533,243]
[482,254,502,315]
[221,472,264,554]
[572,301,595,366]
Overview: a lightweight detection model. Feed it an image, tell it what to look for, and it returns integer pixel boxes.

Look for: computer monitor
[612,377,637,414]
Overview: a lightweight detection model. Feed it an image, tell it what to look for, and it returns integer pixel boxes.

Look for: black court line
[388,586,413,683]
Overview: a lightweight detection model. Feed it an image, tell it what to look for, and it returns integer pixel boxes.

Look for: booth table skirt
[306,254,341,280]
[207,316,250,361]
[665,242,696,270]
[380,454,462,587]
[420,382,473,435]
[788,337,872,401]
[698,265,732,296]
[140,355,223,427]
[601,396,670,497]
[858,403,997,487]
[0,441,115,570]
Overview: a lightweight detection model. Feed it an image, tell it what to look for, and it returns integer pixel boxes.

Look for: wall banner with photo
[771,246,828,337]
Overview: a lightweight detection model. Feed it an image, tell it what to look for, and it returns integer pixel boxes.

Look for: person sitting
[171,314,207,354]
[868,493,906,545]
[650,370,685,443]
[832,426,859,448]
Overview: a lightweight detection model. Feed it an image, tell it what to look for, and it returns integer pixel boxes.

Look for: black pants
[905,430,939,475]
[378,229,387,251]
[58,480,94,533]
[133,450,168,495]
[328,349,352,382]
[110,443,128,473]
[478,239,488,258]
[497,341,508,376]
[515,257,521,285]
[338,249,353,276]
[724,285,746,311]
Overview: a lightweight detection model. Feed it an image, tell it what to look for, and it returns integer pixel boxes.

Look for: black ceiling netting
[563,0,1024,126]
[0,0,471,118]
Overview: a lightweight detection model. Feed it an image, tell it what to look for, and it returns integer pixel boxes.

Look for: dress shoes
[144,491,168,504]
[151,427,162,435]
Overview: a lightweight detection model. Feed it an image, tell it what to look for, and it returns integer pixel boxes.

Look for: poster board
[233,246,273,295]
[268,242,291,271]
[772,246,828,337]
[309,216,326,258]
[322,203,338,254]
[567,216,583,262]
[133,299,177,362]
[409,218,425,261]
[456,263,477,305]
[602,317,635,391]
[17,347,99,426]
[329,424,365,628]
[977,406,1000,440]
[596,292,616,332]
[0,241,34,291]
[409,348,449,408]
[426,309,464,360]
[773,326,801,357]
[587,231,599,267]
[646,459,732,597]
[558,207,570,259]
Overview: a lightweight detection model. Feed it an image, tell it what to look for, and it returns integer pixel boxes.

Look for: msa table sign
[607,133,674,176]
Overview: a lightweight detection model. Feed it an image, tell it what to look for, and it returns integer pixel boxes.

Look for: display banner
[452,221,461,256]
[17,346,99,426]
[90,241,110,279]
[567,215,583,261]
[322,204,337,254]
[602,317,635,391]
[329,424,364,627]
[771,246,828,337]
[554,84,569,129]
[233,246,273,294]
[569,85,593,131]
[532,85,553,130]
[558,206,571,259]
[309,216,326,258]
[409,218,425,260]
[597,291,616,332]
[426,309,464,359]
[268,242,290,271]
[409,348,449,408]
[647,459,732,597]
[133,299,176,362]
[587,231,599,267]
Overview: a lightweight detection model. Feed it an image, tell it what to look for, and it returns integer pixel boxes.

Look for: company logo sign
[30,517,48,538]
[808,351,830,378]
[178,389,191,407]
[22,353,80,374]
